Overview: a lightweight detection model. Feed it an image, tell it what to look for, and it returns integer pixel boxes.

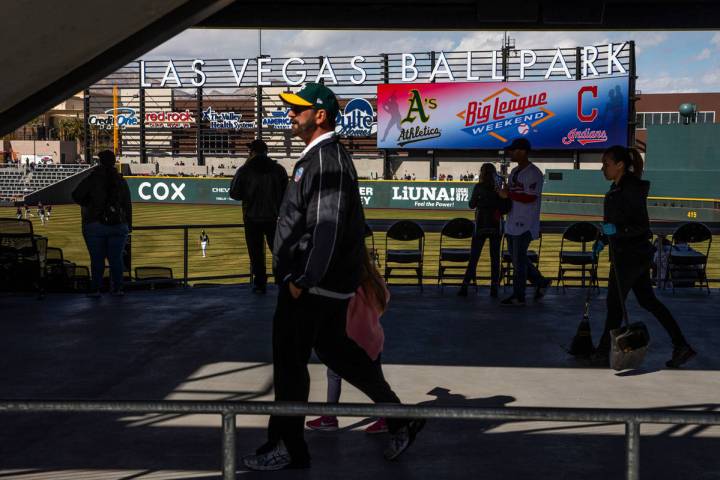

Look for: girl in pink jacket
[306,246,389,434]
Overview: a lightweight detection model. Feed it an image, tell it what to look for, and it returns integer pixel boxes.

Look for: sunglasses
[289,105,316,114]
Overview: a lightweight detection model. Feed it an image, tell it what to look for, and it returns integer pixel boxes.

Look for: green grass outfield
[2,204,718,287]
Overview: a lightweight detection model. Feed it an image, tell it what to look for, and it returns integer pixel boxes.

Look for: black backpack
[99,176,125,225]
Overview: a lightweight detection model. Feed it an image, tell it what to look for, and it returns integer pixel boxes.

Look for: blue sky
[143,30,720,93]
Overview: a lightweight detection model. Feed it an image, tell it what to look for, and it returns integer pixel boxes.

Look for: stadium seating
[0,163,90,200]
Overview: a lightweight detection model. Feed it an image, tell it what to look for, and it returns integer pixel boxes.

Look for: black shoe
[243,441,293,471]
[534,279,551,301]
[589,350,610,367]
[490,285,499,298]
[500,296,525,306]
[666,344,697,368]
[384,419,426,461]
[457,285,468,297]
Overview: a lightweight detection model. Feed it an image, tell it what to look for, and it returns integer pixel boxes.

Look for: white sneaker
[242,441,292,471]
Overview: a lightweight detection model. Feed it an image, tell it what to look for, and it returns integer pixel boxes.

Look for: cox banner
[127,177,472,210]
[377,77,629,149]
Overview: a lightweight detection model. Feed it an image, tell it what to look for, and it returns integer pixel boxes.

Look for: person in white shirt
[498,138,550,305]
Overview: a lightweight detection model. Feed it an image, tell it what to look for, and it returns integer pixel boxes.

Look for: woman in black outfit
[458,163,509,298]
[72,150,132,296]
[593,145,695,368]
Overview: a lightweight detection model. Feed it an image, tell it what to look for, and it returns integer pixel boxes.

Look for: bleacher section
[0,164,90,202]
[0,165,28,201]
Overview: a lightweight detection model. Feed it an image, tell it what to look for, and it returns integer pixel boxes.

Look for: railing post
[626,421,640,480]
[222,412,237,480]
[183,227,189,287]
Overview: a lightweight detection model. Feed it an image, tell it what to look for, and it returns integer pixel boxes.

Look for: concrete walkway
[0,285,719,479]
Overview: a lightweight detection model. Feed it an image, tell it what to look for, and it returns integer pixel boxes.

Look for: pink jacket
[346,284,389,361]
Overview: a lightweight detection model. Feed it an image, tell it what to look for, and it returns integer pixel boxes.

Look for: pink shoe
[364,418,388,434]
[305,416,338,432]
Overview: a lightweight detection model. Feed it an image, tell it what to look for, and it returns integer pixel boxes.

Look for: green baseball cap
[279,82,339,119]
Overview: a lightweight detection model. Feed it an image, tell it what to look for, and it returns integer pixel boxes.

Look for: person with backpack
[591,145,696,368]
[72,150,132,297]
[306,245,390,435]
[458,163,510,298]
[229,139,288,294]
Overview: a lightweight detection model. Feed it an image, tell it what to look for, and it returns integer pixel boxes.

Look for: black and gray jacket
[273,133,365,297]
[602,173,654,261]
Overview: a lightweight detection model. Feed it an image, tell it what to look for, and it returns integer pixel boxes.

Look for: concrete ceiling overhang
[0,0,234,136]
[200,0,720,30]
[2,0,720,137]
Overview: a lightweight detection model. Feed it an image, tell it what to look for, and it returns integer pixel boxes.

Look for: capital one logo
[138,181,186,201]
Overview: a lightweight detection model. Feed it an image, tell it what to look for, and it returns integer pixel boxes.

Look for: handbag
[609,242,650,371]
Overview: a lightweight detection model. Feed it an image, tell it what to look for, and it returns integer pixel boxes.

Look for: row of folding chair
[365,219,713,293]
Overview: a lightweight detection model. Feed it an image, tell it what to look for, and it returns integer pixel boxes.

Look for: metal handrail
[125,222,720,287]
[2,399,719,480]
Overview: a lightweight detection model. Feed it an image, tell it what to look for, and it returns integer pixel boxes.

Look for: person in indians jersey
[498,138,551,306]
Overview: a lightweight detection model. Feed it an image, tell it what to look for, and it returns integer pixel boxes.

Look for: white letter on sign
[171,183,186,200]
[401,53,418,82]
[138,182,151,200]
[153,183,169,201]
[282,58,306,85]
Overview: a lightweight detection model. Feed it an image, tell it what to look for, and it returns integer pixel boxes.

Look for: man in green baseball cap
[242,82,426,471]
[279,82,339,143]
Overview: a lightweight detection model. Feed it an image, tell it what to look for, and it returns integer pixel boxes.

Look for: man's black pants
[244,219,275,289]
[597,256,688,353]
[267,285,404,463]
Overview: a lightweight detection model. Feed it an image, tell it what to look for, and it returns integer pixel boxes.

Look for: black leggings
[597,258,687,353]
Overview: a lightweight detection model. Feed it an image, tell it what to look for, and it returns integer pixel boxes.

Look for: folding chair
[45,246,72,291]
[134,266,178,290]
[556,222,599,291]
[438,218,475,291]
[666,222,712,294]
[384,220,424,290]
[0,218,44,294]
[364,223,381,268]
[500,233,543,287]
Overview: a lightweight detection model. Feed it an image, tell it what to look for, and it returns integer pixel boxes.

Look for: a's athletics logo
[456,88,555,143]
[396,89,442,146]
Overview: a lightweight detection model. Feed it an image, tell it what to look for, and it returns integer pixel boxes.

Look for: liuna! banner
[377,77,629,150]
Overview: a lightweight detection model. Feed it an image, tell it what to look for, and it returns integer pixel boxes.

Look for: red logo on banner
[577,86,599,122]
[456,88,555,143]
[562,128,608,145]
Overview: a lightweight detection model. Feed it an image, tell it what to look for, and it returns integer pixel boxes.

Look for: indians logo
[335,98,377,137]
[456,88,555,143]
[562,128,608,145]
